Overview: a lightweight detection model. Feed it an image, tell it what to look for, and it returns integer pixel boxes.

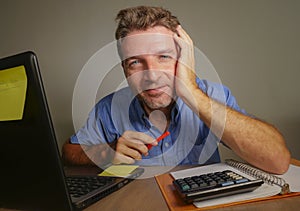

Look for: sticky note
[98,165,139,177]
[0,66,27,121]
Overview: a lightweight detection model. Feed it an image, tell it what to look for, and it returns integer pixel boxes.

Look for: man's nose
[144,59,161,81]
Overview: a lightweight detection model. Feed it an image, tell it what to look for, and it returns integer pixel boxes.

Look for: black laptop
[0,51,144,211]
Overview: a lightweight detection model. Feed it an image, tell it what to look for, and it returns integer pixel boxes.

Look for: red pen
[147,131,170,150]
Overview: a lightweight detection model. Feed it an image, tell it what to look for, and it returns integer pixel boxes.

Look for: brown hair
[115,6,180,40]
[115,6,180,59]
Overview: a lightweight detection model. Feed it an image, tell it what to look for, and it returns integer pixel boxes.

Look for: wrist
[179,85,207,114]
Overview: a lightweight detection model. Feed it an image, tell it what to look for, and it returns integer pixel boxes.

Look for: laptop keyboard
[66,176,116,198]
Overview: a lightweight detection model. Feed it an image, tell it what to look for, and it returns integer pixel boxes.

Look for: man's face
[120,26,178,112]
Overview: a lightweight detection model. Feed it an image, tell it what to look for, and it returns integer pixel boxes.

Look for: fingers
[172,25,198,103]
[176,25,193,45]
[173,25,194,68]
[113,131,157,164]
[123,131,158,154]
[113,152,135,164]
[124,130,157,145]
[173,25,193,52]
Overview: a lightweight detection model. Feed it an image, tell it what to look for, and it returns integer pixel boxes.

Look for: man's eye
[160,55,171,60]
[129,60,140,66]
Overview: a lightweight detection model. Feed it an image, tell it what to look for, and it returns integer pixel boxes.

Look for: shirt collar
[129,95,182,129]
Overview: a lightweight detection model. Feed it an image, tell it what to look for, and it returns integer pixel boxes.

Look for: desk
[84,159,300,211]
[1,160,299,211]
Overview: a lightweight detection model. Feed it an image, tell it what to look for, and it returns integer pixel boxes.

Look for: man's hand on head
[173,25,198,99]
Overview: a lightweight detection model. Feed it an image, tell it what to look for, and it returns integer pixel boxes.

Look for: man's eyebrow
[123,48,177,62]
[124,56,141,62]
[156,48,176,55]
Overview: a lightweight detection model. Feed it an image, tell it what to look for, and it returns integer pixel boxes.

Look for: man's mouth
[143,85,168,96]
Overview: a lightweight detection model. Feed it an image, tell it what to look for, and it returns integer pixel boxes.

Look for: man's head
[115,6,181,114]
[115,6,180,41]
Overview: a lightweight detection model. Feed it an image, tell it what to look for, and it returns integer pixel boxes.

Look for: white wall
[1,0,299,160]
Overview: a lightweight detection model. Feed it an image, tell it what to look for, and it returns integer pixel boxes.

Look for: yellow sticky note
[0,66,27,121]
[98,165,139,177]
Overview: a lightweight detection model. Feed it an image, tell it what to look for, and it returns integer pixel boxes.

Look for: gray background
[1,0,299,160]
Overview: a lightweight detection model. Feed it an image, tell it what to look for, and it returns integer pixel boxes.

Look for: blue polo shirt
[71,78,246,166]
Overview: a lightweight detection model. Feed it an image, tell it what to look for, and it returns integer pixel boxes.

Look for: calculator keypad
[173,170,263,202]
[174,170,249,192]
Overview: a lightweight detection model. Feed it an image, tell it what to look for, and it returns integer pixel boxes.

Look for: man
[62,6,290,174]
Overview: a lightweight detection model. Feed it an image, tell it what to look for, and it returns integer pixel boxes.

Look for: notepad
[99,165,139,177]
[170,159,300,208]
[0,66,27,121]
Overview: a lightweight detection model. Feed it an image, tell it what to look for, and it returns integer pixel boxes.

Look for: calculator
[173,170,264,203]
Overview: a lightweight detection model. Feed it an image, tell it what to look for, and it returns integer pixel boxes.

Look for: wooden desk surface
[1,160,299,211]
[84,179,300,211]
[84,159,300,211]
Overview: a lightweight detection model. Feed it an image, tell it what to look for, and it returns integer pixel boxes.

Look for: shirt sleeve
[196,78,249,148]
[197,78,247,115]
[70,107,103,145]
[70,94,119,145]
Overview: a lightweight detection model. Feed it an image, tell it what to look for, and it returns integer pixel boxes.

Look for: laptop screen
[0,52,73,210]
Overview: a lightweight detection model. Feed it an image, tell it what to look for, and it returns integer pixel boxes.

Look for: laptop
[0,51,144,211]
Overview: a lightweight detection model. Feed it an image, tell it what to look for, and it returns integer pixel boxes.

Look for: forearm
[221,108,290,174]
[187,88,291,174]
[62,140,95,166]
[62,139,115,166]
[173,25,290,173]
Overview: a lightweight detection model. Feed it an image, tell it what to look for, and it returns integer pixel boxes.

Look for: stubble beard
[139,92,174,111]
